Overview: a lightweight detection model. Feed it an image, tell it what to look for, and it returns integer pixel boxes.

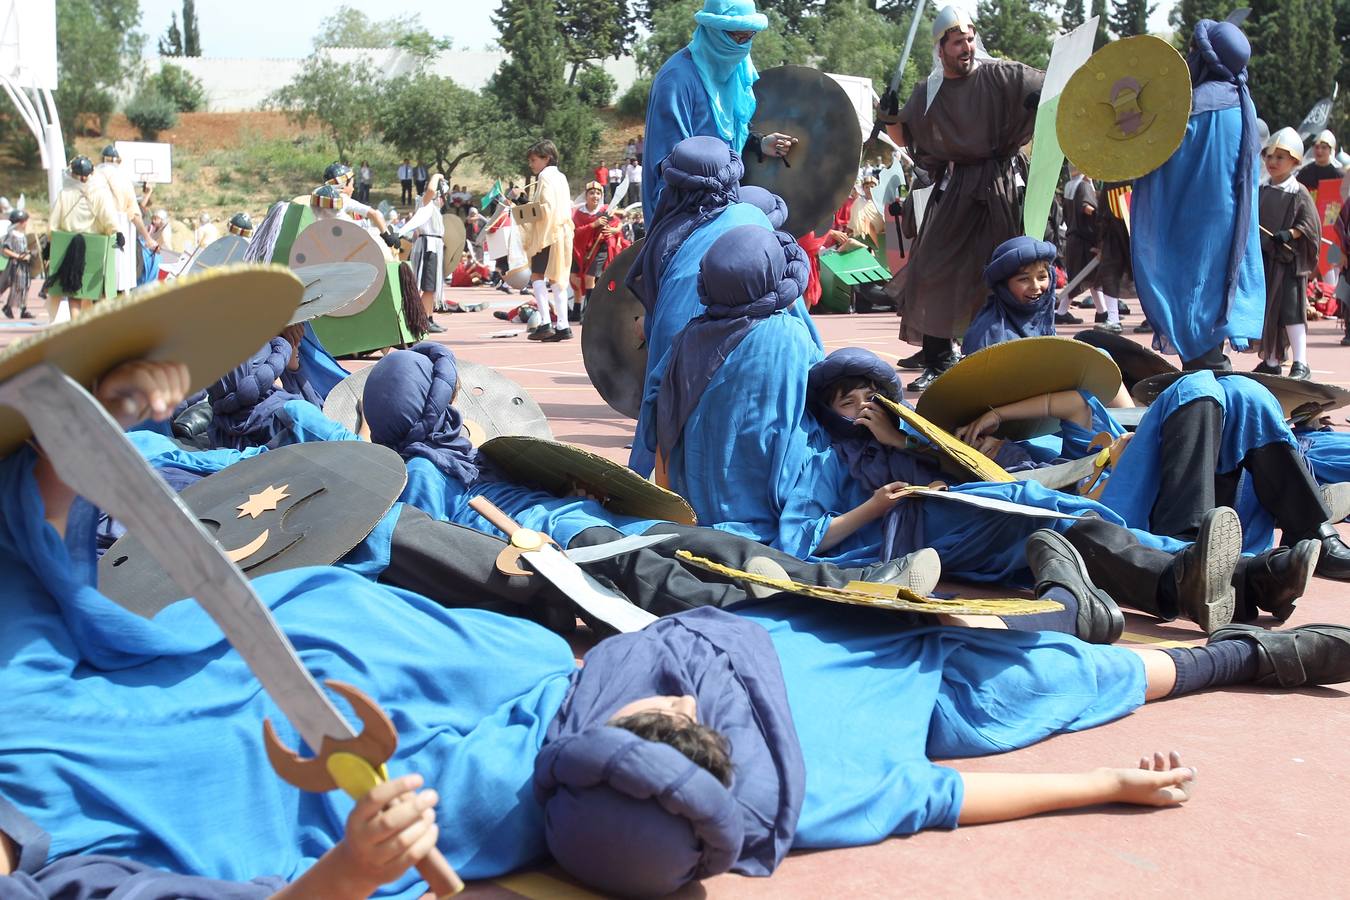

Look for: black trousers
[400,179,414,204]
[1150,397,1329,541]
[1180,344,1232,372]
[922,333,957,369]
[1064,515,1179,619]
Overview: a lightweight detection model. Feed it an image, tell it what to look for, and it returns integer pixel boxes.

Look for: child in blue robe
[205,334,325,450]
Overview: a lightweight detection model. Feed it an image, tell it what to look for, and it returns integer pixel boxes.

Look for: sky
[136,0,1175,58]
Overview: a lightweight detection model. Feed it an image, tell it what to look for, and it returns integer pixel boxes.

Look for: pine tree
[977,0,1057,68]
[182,0,201,56]
[1247,0,1336,129]
[1090,0,1110,48]
[490,0,601,172]
[1061,0,1085,31]
[557,0,637,82]
[158,11,183,56]
[1109,0,1153,36]
[1170,0,1239,48]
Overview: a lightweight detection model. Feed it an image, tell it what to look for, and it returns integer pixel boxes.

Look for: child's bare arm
[818,481,907,552]
[956,751,1195,825]
[956,390,1093,444]
[271,774,440,900]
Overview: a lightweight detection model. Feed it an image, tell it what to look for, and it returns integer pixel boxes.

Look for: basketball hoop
[0,1,62,204]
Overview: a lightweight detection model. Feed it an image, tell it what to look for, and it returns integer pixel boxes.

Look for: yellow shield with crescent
[1057,35,1192,182]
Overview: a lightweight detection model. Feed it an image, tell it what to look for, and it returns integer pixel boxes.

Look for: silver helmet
[931,5,974,44]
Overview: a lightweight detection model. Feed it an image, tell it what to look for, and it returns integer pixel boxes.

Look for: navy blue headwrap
[627,135,743,314]
[1187,19,1258,328]
[656,226,810,454]
[364,342,493,485]
[207,337,307,450]
[961,236,1059,353]
[738,185,788,229]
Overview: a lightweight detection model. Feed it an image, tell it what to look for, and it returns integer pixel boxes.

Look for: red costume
[572,205,630,275]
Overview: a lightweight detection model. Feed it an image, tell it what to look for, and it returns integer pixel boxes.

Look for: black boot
[1231,539,1321,623]
[1161,507,1242,633]
[1242,442,1350,579]
[1209,623,1350,687]
[1025,529,1123,644]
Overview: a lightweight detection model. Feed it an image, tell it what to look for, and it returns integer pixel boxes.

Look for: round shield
[442,213,466,276]
[323,359,553,442]
[916,336,1122,439]
[288,262,382,325]
[1073,329,1179,391]
[1058,35,1192,182]
[581,240,646,419]
[1131,371,1350,427]
[98,441,407,617]
[289,219,388,318]
[185,233,250,274]
[741,66,862,238]
[479,435,696,524]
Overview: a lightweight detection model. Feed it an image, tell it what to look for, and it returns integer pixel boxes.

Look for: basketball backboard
[115,140,174,184]
[0,1,56,91]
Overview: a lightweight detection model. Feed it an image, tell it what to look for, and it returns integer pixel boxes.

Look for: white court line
[489,364,588,377]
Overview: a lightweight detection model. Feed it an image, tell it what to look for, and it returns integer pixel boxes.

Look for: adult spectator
[636,132,645,163]
[625,137,637,159]
[466,206,487,243]
[594,161,609,199]
[414,161,429,195]
[398,158,414,205]
[608,163,623,195]
[149,209,172,250]
[623,157,643,205]
[356,161,373,203]
[193,213,219,252]
[880,5,1043,391]
[1296,130,1343,192]
[0,198,13,240]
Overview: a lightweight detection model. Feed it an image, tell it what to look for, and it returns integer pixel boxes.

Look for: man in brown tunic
[883,6,1044,391]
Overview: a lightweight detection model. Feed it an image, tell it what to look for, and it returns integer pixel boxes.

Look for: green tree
[490,0,602,173]
[635,0,701,76]
[1169,0,1240,47]
[377,75,508,177]
[558,0,637,83]
[1110,0,1153,36]
[977,0,1057,68]
[267,54,382,162]
[148,62,206,111]
[1061,0,1085,30]
[55,0,144,138]
[1090,0,1110,47]
[183,0,201,55]
[314,6,441,48]
[125,86,178,140]
[159,11,183,55]
[747,8,817,68]
[814,0,907,92]
[1247,0,1336,130]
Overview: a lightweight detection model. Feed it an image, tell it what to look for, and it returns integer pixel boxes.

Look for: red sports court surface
[5,283,1348,898]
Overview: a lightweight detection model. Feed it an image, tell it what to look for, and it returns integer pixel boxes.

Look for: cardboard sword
[0,362,464,898]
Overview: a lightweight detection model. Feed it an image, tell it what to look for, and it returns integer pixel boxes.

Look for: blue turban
[363,342,491,485]
[534,727,744,897]
[207,337,307,450]
[738,185,789,229]
[687,0,764,154]
[961,236,1059,353]
[628,135,743,314]
[1188,19,1258,329]
[656,225,810,454]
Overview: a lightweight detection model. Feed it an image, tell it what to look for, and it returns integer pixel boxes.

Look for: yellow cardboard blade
[675,551,1061,617]
[872,394,1014,484]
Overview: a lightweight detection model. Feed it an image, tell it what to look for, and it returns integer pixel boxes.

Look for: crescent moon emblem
[224,529,270,564]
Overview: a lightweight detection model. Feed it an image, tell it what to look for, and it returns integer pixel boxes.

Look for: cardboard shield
[98,441,407,616]
[442,213,466,276]
[581,240,646,419]
[1057,35,1192,182]
[675,551,1061,617]
[288,262,382,325]
[479,435,696,525]
[741,65,862,237]
[323,359,553,443]
[916,337,1122,439]
[1131,371,1350,427]
[289,219,388,319]
[871,394,1014,483]
[185,234,250,275]
[0,265,302,456]
[1073,329,1179,391]
[49,231,117,300]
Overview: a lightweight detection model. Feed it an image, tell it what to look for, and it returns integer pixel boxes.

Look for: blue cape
[961,237,1058,353]
[206,338,314,450]
[627,135,743,315]
[0,446,576,892]
[656,226,810,456]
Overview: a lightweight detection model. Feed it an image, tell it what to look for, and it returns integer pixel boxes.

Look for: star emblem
[237,484,291,519]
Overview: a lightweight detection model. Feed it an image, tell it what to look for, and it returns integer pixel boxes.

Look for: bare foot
[1101,750,1197,807]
